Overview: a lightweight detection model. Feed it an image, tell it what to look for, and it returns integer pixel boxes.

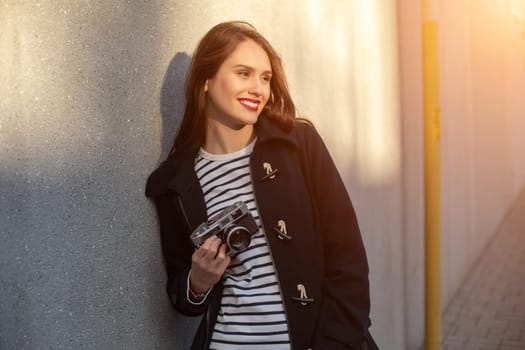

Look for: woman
[146,21,378,350]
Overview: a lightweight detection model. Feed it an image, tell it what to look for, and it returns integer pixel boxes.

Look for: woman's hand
[189,235,231,293]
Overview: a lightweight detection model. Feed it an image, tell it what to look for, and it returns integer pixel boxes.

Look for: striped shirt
[194,139,291,350]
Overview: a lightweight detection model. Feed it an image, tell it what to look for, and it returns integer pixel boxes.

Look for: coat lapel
[167,153,208,231]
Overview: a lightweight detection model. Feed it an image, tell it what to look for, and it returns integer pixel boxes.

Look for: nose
[248,77,265,97]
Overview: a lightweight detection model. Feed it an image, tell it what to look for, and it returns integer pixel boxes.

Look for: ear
[204,79,209,92]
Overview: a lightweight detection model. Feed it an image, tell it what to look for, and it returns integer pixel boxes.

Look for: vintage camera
[190,201,258,256]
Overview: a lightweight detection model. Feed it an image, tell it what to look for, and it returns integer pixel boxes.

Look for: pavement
[441,188,525,350]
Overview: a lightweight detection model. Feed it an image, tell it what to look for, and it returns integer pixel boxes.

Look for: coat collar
[146,117,298,197]
[253,116,298,149]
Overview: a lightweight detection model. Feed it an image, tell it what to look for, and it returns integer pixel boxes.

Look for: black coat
[146,117,377,350]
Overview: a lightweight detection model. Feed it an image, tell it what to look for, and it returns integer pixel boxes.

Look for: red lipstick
[238,98,260,111]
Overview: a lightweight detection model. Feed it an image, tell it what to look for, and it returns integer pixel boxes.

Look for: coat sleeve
[297,123,373,349]
[146,168,211,317]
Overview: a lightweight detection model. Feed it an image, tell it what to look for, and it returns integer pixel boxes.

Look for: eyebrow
[233,64,272,75]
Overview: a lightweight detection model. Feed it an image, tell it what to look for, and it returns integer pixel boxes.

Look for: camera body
[190,201,258,256]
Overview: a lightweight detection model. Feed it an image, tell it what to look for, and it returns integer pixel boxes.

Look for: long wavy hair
[168,21,296,158]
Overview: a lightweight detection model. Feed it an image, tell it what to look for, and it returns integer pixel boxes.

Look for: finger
[194,236,219,258]
[203,236,222,258]
[216,247,231,272]
[213,244,230,268]
[202,235,219,249]
[192,247,208,262]
[215,243,228,260]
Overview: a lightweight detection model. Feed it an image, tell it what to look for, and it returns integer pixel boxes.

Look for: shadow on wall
[155,51,204,348]
[158,52,192,163]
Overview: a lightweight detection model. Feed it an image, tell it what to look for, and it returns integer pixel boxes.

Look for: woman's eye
[261,75,271,83]
[238,71,249,77]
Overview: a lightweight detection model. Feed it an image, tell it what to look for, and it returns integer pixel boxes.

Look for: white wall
[398,1,426,348]
[438,0,525,308]
[399,1,525,348]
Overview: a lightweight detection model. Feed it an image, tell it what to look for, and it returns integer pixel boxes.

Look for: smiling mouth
[238,98,260,111]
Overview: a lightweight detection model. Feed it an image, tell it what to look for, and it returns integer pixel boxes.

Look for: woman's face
[204,39,272,129]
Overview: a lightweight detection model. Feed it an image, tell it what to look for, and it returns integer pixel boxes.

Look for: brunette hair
[169,21,296,157]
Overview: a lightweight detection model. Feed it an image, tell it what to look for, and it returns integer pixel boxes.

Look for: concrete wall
[1,1,403,349]
[399,1,525,348]
[439,0,525,311]
[397,1,425,349]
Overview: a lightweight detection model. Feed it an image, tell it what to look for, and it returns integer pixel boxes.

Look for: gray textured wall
[1,1,403,349]
[1,2,195,349]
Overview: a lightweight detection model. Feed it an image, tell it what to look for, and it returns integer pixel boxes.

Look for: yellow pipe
[422,3,441,350]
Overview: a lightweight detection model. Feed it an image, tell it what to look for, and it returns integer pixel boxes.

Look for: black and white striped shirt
[194,139,291,350]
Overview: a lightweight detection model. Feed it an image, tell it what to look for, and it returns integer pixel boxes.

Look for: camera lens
[224,225,251,252]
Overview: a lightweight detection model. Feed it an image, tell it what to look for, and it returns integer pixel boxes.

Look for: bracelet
[189,287,207,300]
